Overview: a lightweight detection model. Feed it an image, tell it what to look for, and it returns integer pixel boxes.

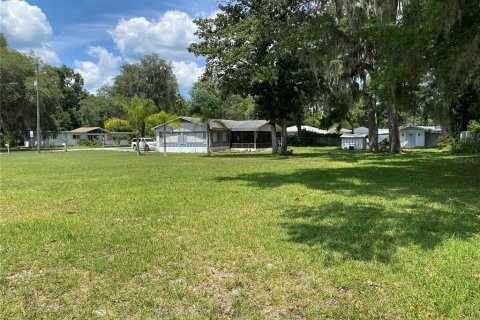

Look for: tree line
[0,32,260,146]
[189,0,480,154]
[2,0,479,154]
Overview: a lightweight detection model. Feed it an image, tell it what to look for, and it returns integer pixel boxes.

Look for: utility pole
[35,62,40,153]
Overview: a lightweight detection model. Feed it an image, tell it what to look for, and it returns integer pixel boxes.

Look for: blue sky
[0,0,218,95]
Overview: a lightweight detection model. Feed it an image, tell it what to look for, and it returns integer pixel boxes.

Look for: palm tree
[146,111,181,157]
[105,95,158,155]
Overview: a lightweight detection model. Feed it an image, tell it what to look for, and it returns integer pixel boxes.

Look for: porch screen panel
[166,133,179,143]
[196,132,205,143]
[186,132,205,143]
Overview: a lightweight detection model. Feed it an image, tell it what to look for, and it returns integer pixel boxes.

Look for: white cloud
[109,10,210,92]
[109,10,198,63]
[172,61,204,90]
[32,44,60,64]
[0,0,59,63]
[74,46,121,93]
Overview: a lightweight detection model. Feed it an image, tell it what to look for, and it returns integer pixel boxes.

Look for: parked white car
[131,138,157,151]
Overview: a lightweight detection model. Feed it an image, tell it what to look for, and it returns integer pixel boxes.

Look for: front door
[407,133,416,148]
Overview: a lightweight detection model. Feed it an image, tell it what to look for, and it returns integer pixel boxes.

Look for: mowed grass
[1,148,479,319]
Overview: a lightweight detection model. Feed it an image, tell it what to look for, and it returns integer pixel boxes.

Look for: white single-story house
[24,127,130,147]
[286,125,328,136]
[399,125,442,148]
[353,127,390,142]
[340,133,368,150]
[152,116,281,153]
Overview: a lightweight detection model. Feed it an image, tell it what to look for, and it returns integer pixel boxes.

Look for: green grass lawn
[1,148,479,319]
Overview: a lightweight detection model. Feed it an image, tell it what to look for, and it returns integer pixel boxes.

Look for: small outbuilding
[399,125,442,148]
[340,133,368,150]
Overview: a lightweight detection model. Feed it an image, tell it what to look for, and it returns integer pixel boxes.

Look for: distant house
[24,127,129,147]
[287,125,342,146]
[340,133,368,150]
[328,127,352,135]
[152,116,281,153]
[353,127,390,142]
[286,125,328,136]
[399,125,442,148]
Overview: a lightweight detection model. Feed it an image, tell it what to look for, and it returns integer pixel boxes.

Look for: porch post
[254,131,256,150]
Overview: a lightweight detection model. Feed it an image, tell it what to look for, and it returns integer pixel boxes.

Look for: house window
[212,132,218,142]
[166,133,178,143]
[73,135,80,139]
[186,132,205,143]
[222,131,227,142]
[186,133,195,143]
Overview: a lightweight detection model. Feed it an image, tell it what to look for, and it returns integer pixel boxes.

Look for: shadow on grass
[283,202,477,264]
[209,148,452,164]
[214,157,480,264]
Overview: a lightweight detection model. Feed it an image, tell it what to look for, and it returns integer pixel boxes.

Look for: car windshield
[144,138,155,142]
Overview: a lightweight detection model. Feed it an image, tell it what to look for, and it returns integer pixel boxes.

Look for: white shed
[399,126,425,148]
[399,125,443,148]
[340,133,367,150]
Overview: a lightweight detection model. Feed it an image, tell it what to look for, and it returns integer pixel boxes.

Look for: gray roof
[287,125,328,134]
[354,127,390,135]
[152,116,277,132]
[218,119,271,131]
[400,125,442,133]
[341,133,368,138]
[180,116,202,124]
[151,116,201,130]
[328,128,352,134]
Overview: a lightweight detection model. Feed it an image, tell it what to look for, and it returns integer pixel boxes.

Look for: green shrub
[79,138,102,147]
[467,120,480,136]
[438,130,479,154]
[438,134,456,151]
[451,139,477,154]
[278,148,293,155]
[379,139,389,152]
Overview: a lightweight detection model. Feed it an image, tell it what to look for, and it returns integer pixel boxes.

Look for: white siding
[341,137,366,150]
[155,121,208,153]
[400,129,425,148]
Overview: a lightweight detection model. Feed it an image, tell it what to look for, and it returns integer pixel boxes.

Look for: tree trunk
[281,115,288,154]
[368,98,378,152]
[294,113,302,139]
[163,125,167,157]
[136,131,141,155]
[388,103,401,154]
[206,122,211,155]
[270,122,278,154]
